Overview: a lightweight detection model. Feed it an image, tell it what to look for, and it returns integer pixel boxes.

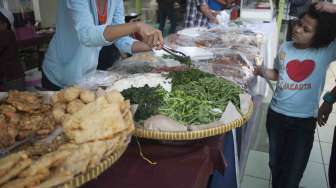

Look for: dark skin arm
[318,86,336,126]
[199,4,219,24]
[255,65,279,81]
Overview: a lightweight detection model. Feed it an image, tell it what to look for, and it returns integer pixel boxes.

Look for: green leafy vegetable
[159,74,242,125]
[167,69,214,88]
[121,85,166,122]
[162,54,192,67]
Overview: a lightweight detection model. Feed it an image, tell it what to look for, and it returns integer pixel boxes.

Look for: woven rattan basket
[59,145,127,188]
[134,100,253,140]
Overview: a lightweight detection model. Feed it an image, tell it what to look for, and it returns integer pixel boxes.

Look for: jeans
[266,108,316,188]
[158,2,176,34]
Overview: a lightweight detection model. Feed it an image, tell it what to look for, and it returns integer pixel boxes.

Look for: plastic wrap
[190,50,256,92]
[111,52,182,74]
[78,70,124,89]
[211,45,263,65]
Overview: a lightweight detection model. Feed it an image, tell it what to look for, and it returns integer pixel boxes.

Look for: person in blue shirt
[42,0,163,90]
[255,4,336,188]
[208,0,234,11]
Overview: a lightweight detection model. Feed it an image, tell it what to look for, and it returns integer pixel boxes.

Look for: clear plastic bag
[111,52,182,74]
[78,70,124,89]
[192,51,257,91]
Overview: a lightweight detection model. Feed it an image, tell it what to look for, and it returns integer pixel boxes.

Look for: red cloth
[82,136,226,188]
[15,27,53,48]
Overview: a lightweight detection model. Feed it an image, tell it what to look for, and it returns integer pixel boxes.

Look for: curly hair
[0,12,11,30]
[299,3,336,48]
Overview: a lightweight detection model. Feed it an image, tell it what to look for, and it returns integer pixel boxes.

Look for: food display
[119,69,243,127]
[0,87,134,188]
[0,91,56,149]
[207,53,255,88]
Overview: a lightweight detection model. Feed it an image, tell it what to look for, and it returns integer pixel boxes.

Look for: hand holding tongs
[161,45,191,64]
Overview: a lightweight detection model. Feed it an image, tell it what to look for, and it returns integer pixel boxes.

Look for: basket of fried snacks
[0,87,134,188]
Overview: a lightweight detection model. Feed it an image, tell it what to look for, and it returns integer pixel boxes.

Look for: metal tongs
[0,133,36,157]
[162,45,192,66]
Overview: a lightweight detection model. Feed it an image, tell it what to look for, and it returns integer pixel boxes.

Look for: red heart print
[286,59,315,82]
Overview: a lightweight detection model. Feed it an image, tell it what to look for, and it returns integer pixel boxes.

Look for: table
[82,136,226,188]
[15,27,53,48]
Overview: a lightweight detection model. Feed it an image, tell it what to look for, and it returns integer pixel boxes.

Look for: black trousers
[266,108,316,188]
[330,127,336,188]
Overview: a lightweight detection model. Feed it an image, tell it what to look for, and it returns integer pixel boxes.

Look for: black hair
[299,3,336,48]
[0,12,11,30]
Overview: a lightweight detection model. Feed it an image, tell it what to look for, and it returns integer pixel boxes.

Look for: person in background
[157,0,177,35]
[0,8,25,91]
[184,0,219,27]
[314,3,336,188]
[42,0,163,91]
[208,0,235,11]
[255,4,336,188]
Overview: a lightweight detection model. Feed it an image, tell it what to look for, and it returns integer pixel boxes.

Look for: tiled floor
[241,63,336,188]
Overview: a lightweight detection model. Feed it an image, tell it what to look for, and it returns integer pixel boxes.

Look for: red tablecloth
[15,27,53,48]
[82,136,226,188]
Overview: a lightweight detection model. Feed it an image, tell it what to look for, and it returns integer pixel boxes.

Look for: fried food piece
[0,158,32,186]
[52,107,66,123]
[80,90,96,104]
[36,170,73,188]
[66,99,85,114]
[25,134,69,159]
[19,149,72,178]
[63,96,127,143]
[87,141,108,168]
[0,114,5,123]
[18,114,43,131]
[0,104,16,113]
[105,90,129,113]
[63,86,81,102]
[102,136,120,159]
[1,173,46,188]
[61,143,91,175]
[37,113,56,136]
[105,90,124,105]
[6,91,43,113]
[0,122,17,148]
[51,91,66,104]
[33,103,52,114]
[53,102,67,110]
[3,112,20,124]
[0,151,28,177]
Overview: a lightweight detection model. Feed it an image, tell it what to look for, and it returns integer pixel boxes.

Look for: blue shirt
[42,0,136,87]
[208,0,223,11]
[270,41,336,118]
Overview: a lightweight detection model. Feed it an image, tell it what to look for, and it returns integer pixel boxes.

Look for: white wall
[33,0,57,28]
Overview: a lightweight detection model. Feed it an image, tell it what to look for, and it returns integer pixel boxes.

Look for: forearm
[103,22,139,42]
[256,66,278,81]
[200,5,217,21]
[131,41,151,53]
[263,69,279,81]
